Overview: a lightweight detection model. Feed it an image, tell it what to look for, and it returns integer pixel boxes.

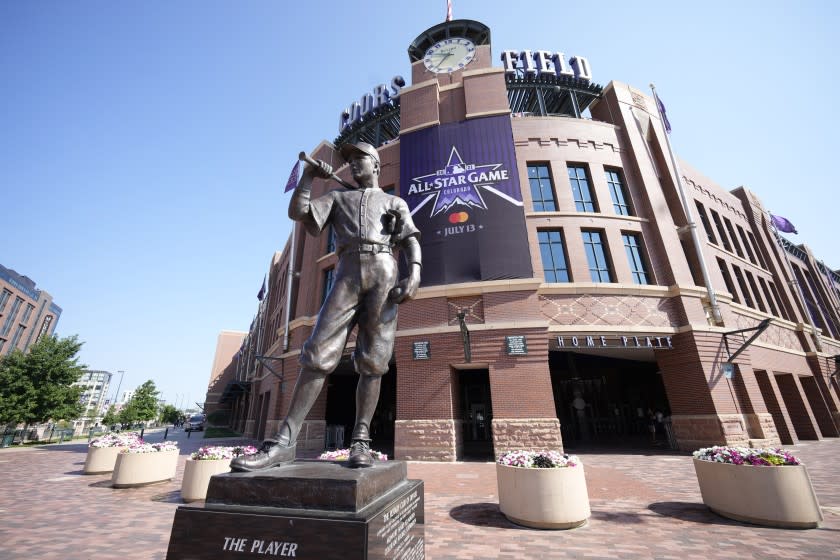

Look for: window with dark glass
[695,202,717,244]
[736,226,757,265]
[723,217,744,258]
[21,304,34,324]
[747,231,768,269]
[383,186,396,195]
[326,224,336,254]
[0,289,10,313]
[527,164,557,211]
[758,277,779,317]
[538,230,570,282]
[568,165,598,212]
[717,258,739,303]
[582,230,612,282]
[622,233,650,285]
[710,210,731,252]
[322,268,335,304]
[605,168,632,216]
[745,271,766,312]
[8,325,24,352]
[732,265,754,308]
[1,297,22,336]
[768,281,790,321]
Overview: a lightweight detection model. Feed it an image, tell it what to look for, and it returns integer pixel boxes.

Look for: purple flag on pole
[654,92,672,134]
[770,214,798,234]
[257,275,266,301]
[284,160,300,193]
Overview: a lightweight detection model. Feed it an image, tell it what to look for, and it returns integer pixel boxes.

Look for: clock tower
[401,19,510,132]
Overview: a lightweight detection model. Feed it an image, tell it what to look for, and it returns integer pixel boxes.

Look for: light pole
[113,370,125,405]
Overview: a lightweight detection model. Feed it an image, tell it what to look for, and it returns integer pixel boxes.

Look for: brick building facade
[205,19,840,460]
[0,263,61,356]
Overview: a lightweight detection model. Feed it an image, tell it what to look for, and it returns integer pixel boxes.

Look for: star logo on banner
[409,146,510,217]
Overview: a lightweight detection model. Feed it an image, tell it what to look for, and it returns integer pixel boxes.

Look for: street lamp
[113,370,125,405]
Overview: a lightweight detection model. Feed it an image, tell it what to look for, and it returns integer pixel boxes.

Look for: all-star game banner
[399,115,533,286]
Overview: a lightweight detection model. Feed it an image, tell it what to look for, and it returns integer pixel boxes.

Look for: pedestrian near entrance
[231,142,422,471]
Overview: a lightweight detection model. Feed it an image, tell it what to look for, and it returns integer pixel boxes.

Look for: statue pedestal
[165,460,424,560]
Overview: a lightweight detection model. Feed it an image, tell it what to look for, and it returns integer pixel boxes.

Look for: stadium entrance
[549,351,673,449]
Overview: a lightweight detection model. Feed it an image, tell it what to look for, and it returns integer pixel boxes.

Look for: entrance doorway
[324,358,397,457]
[455,368,494,460]
[550,352,671,449]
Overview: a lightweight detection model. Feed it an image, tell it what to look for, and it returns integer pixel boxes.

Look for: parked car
[185,414,206,432]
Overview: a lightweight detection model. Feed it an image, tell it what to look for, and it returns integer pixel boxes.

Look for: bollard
[187,429,191,438]
[163,427,168,440]
[88,427,94,442]
[140,427,145,439]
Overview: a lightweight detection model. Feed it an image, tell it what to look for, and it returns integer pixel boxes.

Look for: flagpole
[282,220,298,353]
[767,217,823,352]
[650,83,722,325]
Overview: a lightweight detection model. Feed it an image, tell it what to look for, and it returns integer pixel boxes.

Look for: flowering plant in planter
[190,445,258,461]
[121,441,180,454]
[317,449,388,461]
[497,450,580,468]
[693,446,801,466]
[89,432,143,448]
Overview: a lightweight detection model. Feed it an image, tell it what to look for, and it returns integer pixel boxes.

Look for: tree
[159,404,180,424]
[117,402,138,427]
[0,335,86,427]
[131,380,160,422]
[102,405,118,427]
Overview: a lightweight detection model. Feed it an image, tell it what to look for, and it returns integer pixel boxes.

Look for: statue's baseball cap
[340,142,380,165]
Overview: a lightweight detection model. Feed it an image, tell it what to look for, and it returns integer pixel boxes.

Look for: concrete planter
[83,446,123,474]
[180,459,231,502]
[693,458,823,528]
[111,449,179,488]
[496,463,590,529]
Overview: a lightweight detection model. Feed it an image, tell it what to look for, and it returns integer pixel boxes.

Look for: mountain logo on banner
[407,146,516,217]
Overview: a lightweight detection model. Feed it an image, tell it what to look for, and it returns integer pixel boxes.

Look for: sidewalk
[0,428,837,559]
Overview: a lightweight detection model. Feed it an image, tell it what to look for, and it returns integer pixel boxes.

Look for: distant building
[203,330,247,421]
[75,369,113,415]
[0,263,62,356]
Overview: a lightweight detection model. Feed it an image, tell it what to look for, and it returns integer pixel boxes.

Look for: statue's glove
[388,266,420,304]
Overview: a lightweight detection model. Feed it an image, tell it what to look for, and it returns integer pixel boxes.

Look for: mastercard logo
[448,212,469,224]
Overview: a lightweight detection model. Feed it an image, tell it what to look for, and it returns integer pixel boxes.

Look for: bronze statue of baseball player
[231,142,421,470]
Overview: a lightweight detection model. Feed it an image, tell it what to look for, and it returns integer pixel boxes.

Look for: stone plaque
[166,462,424,560]
[505,335,527,356]
[411,341,430,360]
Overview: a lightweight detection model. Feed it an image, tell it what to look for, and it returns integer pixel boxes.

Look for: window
[538,230,570,282]
[695,202,717,244]
[322,267,335,304]
[382,185,396,195]
[758,277,779,317]
[737,226,757,265]
[745,271,766,313]
[527,164,557,211]
[0,289,10,313]
[0,339,5,355]
[732,265,754,308]
[1,297,23,336]
[622,233,650,285]
[568,165,597,212]
[605,169,632,216]
[8,325,24,352]
[723,217,744,258]
[717,258,739,303]
[326,224,336,254]
[768,281,789,320]
[21,304,34,324]
[582,230,612,282]
[710,210,731,251]
[747,232,767,269]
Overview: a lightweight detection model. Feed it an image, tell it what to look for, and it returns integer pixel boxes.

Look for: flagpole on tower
[767,214,823,352]
[446,0,452,21]
[650,83,723,325]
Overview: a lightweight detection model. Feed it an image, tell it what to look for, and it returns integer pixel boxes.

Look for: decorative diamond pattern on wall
[539,294,676,327]
[448,296,484,325]
[731,313,800,351]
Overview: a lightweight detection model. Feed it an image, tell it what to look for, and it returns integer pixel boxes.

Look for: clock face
[423,37,476,74]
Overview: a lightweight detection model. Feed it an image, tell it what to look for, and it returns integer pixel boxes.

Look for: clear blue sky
[2,1,837,409]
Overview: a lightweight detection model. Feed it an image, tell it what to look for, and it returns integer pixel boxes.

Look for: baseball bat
[298,152,356,190]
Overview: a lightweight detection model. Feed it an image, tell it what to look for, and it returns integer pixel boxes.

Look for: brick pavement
[0,428,837,559]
